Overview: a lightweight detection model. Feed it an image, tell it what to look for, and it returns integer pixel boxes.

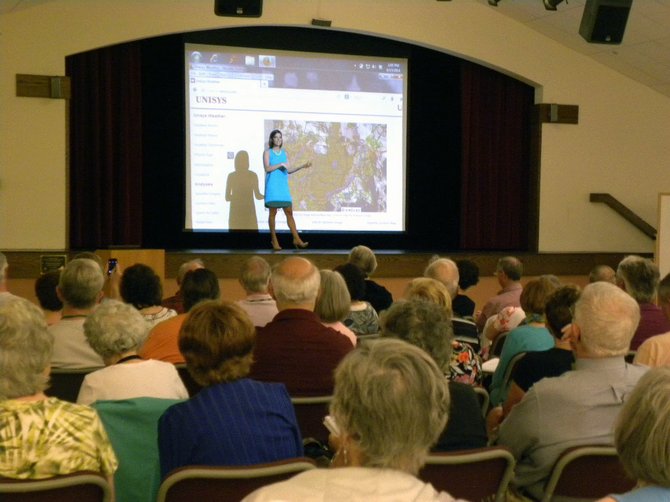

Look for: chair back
[420,446,515,502]
[541,445,635,502]
[156,458,316,502]
[472,386,490,417]
[0,471,111,502]
[491,332,508,357]
[45,367,98,402]
[290,395,332,441]
[93,397,184,502]
[501,351,527,390]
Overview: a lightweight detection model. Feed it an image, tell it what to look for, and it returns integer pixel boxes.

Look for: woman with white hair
[0,298,117,479]
[598,367,670,501]
[244,338,466,501]
[76,299,188,405]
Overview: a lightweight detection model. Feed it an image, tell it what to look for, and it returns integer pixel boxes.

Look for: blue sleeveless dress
[264,149,292,208]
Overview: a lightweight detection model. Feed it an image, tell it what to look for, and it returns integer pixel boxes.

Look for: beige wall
[2,0,669,252]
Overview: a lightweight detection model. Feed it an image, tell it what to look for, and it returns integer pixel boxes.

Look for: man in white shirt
[236,256,278,327]
[49,258,105,368]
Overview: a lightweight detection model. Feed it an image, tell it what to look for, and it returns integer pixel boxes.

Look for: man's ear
[568,322,581,351]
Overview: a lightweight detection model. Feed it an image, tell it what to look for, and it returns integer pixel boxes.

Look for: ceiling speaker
[579,0,632,44]
[214,0,262,17]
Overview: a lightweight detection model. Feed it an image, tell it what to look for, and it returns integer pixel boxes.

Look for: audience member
[140,268,220,363]
[77,300,188,405]
[34,270,63,325]
[74,251,122,301]
[161,258,205,314]
[251,257,353,395]
[481,305,526,354]
[315,269,356,346]
[0,251,21,306]
[634,272,670,367]
[453,259,479,318]
[424,257,479,348]
[158,300,302,478]
[235,256,278,327]
[589,264,617,284]
[487,286,579,435]
[381,300,487,451]
[597,367,670,502]
[497,282,647,500]
[0,298,117,480]
[49,258,105,368]
[121,263,177,327]
[488,276,560,406]
[617,255,670,350]
[244,338,465,502]
[475,256,523,331]
[347,245,393,313]
[334,262,380,336]
[405,277,482,385]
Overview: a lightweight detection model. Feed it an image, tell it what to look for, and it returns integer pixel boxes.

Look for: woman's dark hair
[267,129,282,149]
[182,268,221,312]
[120,263,162,309]
[456,259,480,290]
[334,263,366,301]
[34,271,63,311]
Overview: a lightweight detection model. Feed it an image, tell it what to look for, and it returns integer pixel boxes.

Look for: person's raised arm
[287,160,312,174]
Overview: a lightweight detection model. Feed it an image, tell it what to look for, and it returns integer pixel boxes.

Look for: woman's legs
[268,207,281,250]
[283,206,307,247]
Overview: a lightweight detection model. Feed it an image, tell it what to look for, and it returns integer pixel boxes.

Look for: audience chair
[541,445,635,502]
[45,367,98,402]
[490,332,508,358]
[290,395,333,441]
[174,364,203,396]
[0,471,112,502]
[473,386,490,417]
[501,351,527,393]
[420,446,515,502]
[156,458,317,502]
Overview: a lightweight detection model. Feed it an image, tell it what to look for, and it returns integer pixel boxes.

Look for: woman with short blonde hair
[315,270,356,346]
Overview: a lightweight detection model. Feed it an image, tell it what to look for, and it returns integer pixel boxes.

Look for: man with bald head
[497,282,647,499]
[250,257,353,396]
[424,257,479,348]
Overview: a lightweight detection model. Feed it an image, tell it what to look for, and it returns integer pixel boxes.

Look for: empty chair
[45,367,97,402]
[0,471,112,502]
[420,446,515,502]
[541,445,634,502]
[156,458,316,502]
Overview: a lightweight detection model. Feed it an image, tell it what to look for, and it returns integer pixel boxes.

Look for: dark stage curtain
[460,61,534,250]
[66,43,143,249]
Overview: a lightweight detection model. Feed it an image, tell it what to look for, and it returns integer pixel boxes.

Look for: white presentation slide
[184,43,407,232]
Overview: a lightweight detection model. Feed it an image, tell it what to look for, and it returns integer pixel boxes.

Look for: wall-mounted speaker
[214,0,262,17]
[579,0,632,44]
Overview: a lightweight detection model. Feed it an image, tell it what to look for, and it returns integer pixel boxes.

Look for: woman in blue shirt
[263,129,311,251]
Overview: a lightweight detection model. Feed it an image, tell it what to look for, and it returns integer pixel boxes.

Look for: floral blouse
[0,397,118,479]
[449,341,483,386]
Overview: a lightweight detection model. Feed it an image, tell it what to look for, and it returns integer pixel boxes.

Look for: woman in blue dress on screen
[263,129,311,251]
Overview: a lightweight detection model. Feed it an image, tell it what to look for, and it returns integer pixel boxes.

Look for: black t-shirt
[452,294,476,318]
[512,348,575,392]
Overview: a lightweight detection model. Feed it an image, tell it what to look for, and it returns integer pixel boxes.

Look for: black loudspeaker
[579,0,632,44]
[214,0,262,17]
